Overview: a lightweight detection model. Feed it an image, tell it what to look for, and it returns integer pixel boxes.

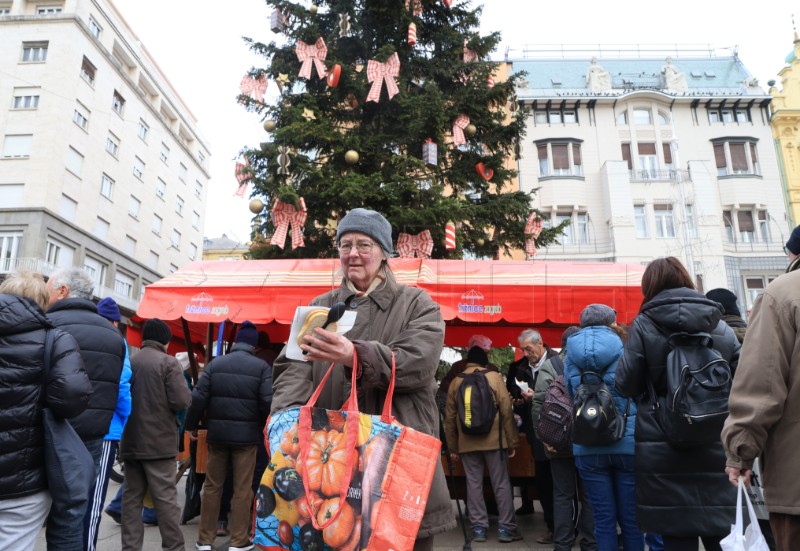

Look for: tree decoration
[445,222,456,250]
[309,4,318,14]
[397,230,433,258]
[405,0,423,15]
[295,38,328,80]
[263,119,276,132]
[240,74,268,103]
[276,146,291,174]
[475,162,493,181]
[462,39,479,62]
[234,158,251,197]
[464,123,477,137]
[443,0,453,6]
[487,75,495,88]
[327,64,342,87]
[338,14,351,37]
[452,114,470,146]
[301,107,316,121]
[249,198,265,214]
[524,213,543,257]
[275,73,291,92]
[422,139,437,166]
[366,53,401,102]
[270,198,308,250]
[408,22,417,46]
[270,8,287,33]
[344,150,359,164]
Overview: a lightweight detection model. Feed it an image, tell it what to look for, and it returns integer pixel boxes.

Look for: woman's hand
[300,327,355,367]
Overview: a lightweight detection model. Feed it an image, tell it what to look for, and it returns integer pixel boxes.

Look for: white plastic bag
[746,459,769,521]
[720,476,771,551]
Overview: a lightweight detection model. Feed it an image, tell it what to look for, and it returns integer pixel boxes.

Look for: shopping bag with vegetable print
[253,352,440,551]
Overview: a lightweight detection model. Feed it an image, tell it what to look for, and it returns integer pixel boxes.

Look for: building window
[178,163,187,182]
[80,56,96,86]
[12,91,40,109]
[100,173,114,199]
[114,272,134,298]
[0,7,11,15]
[723,210,734,242]
[138,119,149,142]
[634,205,648,238]
[171,229,181,249]
[169,263,179,274]
[124,235,136,256]
[133,157,144,180]
[106,133,119,157]
[83,256,107,290]
[192,211,200,229]
[111,90,125,115]
[175,195,184,216]
[160,142,170,164]
[713,139,760,177]
[129,195,141,219]
[616,111,628,125]
[46,238,74,269]
[194,180,203,198]
[21,41,48,62]
[59,194,76,220]
[189,243,198,260]
[0,184,24,207]
[657,112,669,125]
[758,210,770,242]
[198,151,205,165]
[73,106,89,130]
[156,178,166,200]
[0,232,22,271]
[685,204,697,239]
[663,142,674,171]
[95,217,109,240]
[65,146,83,176]
[637,143,658,179]
[633,109,652,125]
[744,277,767,312]
[148,251,159,270]
[536,140,583,177]
[88,16,102,39]
[654,204,676,238]
[36,6,62,14]
[3,134,33,158]
[709,105,751,124]
[151,214,162,235]
[555,212,572,243]
[738,211,755,243]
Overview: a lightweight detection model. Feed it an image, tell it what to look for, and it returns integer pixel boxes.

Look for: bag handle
[737,476,766,540]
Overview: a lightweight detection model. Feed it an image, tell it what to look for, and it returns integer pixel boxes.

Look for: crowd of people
[1,211,798,551]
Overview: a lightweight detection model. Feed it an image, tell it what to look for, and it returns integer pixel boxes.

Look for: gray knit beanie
[579,304,617,328]
[336,208,393,255]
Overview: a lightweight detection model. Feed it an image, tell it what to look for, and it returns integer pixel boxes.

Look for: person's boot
[515,501,535,515]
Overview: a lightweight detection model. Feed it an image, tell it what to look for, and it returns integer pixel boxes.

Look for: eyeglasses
[337,241,375,255]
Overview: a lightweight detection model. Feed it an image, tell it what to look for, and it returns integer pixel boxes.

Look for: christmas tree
[238,0,564,259]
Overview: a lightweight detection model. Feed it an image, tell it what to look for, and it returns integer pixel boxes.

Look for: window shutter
[663,143,673,164]
[714,144,726,168]
[572,143,582,166]
[537,144,548,160]
[730,143,747,171]
[653,204,672,211]
[750,142,758,164]
[621,143,632,169]
[738,210,754,232]
[552,144,569,169]
[758,210,767,221]
[638,143,656,155]
[723,210,732,227]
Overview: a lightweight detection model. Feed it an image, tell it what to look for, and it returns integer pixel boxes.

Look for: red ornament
[407,22,417,46]
[443,0,453,6]
[327,64,341,87]
[487,75,495,88]
[445,222,456,250]
[475,162,493,181]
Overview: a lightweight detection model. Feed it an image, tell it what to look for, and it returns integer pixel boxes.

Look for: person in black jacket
[0,271,91,551]
[185,321,273,551]
[45,267,125,551]
[616,257,740,551]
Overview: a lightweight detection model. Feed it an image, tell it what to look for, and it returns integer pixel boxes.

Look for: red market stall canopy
[131,258,645,349]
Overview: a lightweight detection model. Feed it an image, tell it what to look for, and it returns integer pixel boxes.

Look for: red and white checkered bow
[233,159,250,197]
[270,198,308,250]
[240,74,268,103]
[524,213,543,256]
[397,230,433,258]
[463,39,479,62]
[405,0,423,15]
[295,38,327,80]
[366,53,401,102]
[452,114,470,145]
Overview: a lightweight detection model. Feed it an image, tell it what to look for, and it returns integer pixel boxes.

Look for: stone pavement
[35,477,564,550]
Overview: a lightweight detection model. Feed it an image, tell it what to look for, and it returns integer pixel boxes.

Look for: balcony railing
[629,169,690,182]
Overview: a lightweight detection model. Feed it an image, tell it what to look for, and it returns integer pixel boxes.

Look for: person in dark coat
[783,223,800,273]
[0,272,91,551]
[120,319,192,551]
[45,267,125,551]
[705,288,747,344]
[616,257,740,551]
[185,321,273,551]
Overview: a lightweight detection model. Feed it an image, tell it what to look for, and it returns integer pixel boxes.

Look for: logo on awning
[458,289,502,316]
[186,292,229,316]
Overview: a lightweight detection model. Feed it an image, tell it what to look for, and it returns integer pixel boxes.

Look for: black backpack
[572,362,629,447]
[536,356,574,451]
[654,332,732,446]
[456,369,497,435]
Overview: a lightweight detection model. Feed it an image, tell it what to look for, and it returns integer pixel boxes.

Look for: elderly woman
[270,208,455,550]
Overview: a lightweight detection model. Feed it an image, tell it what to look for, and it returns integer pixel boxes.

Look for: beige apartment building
[0,0,210,314]
[509,45,789,313]
[771,33,800,227]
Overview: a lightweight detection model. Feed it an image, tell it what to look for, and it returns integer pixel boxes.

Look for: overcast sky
[113,0,797,244]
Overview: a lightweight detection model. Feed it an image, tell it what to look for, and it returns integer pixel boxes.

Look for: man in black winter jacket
[185,321,273,551]
[45,267,125,551]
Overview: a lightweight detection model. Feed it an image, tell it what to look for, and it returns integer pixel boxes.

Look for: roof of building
[203,235,248,251]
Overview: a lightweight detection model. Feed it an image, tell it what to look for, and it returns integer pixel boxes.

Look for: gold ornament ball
[475,237,486,246]
[309,4,318,14]
[266,175,275,185]
[345,150,359,164]
[464,123,477,137]
[263,120,276,132]
[249,198,265,214]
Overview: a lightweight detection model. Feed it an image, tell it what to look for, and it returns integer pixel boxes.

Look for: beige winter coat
[271,269,455,538]
[722,268,800,514]
[444,363,519,454]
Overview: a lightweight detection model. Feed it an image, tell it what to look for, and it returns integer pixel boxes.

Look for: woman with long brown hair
[616,257,740,551]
